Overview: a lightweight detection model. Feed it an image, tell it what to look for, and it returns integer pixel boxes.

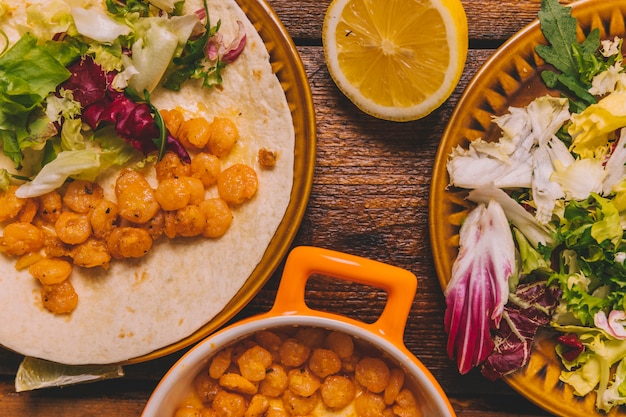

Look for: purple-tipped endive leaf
[444,200,517,374]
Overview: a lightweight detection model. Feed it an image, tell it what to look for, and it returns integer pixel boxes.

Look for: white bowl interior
[142,315,453,417]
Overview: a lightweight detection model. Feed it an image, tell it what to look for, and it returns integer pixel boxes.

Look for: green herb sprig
[536,0,618,111]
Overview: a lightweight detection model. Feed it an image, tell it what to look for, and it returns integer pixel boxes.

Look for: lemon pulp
[323,0,468,121]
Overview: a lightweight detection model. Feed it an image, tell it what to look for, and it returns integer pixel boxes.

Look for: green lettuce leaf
[0,32,79,168]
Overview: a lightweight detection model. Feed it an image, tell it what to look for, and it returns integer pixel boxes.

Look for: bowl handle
[269,246,417,345]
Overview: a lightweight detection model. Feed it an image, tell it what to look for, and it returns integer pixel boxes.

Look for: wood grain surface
[0,0,581,416]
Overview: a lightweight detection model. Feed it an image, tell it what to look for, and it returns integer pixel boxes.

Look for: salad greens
[536,0,601,109]
[0,0,245,198]
[444,0,626,411]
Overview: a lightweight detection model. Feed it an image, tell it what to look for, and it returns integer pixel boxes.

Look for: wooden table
[0,0,573,415]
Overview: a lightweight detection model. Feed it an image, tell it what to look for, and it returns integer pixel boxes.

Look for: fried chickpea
[14,252,44,271]
[37,190,62,224]
[174,407,202,417]
[282,389,319,416]
[384,367,405,405]
[383,408,396,417]
[355,357,391,394]
[278,338,310,367]
[259,364,288,397]
[115,169,143,194]
[199,198,232,238]
[393,389,422,417]
[207,117,238,158]
[0,185,26,222]
[211,390,246,417]
[161,108,185,138]
[258,148,277,169]
[265,407,289,417]
[155,177,192,211]
[107,227,153,259]
[18,199,39,223]
[28,258,72,285]
[354,391,386,417]
[190,152,220,187]
[55,212,91,245]
[254,331,284,361]
[90,199,118,239]
[295,327,327,348]
[62,180,104,213]
[237,345,273,382]
[41,280,78,314]
[136,210,165,240]
[244,394,269,417]
[341,350,362,373]
[219,373,258,395]
[41,229,71,258]
[320,375,356,409]
[163,210,178,239]
[155,152,191,181]
[0,222,43,255]
[175,205,206,237]
[309,348,342,378]
[231,338,257,363]
[209,348,232,379]
[324,331,354,359]
[179,117,212,149]
[72,238,111,269]
[183,176,205,205]
[194,371,220,403]
[120,191,160,225]
[115,169,160,221]
[200,409,219,417]
[287,367,320,397]
[117,183,160,225]
[178,392,204,410]
[217,164,258,205]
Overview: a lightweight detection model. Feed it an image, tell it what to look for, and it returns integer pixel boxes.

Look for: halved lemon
[322,0,468,122]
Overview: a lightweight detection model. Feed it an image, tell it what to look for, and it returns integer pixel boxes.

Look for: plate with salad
[430,0,626,415]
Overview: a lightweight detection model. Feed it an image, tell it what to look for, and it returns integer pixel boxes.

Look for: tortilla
[0,0,294,364]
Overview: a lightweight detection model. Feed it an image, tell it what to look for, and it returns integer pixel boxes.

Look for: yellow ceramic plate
[429,0,626,416]
[128,0,316,364]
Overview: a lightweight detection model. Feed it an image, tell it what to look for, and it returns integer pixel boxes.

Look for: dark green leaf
[535,0,615,108]
[536,0,579,77]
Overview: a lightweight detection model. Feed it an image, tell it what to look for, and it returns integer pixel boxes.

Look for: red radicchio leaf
[99,94,159,154]
[556,333,585,362]
[444,201,516,375]
[82,99,108,130]
[59,57,189,162]
[480,280,562,380]
[62,56,107,107]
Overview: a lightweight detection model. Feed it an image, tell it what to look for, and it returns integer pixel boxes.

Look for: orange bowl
[141,246,455,417]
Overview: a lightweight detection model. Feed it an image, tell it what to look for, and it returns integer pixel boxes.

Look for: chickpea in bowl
[174,325,424,417]
[142,247,456,417]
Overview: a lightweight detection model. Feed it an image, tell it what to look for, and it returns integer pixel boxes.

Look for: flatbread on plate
[0,0,294,365]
